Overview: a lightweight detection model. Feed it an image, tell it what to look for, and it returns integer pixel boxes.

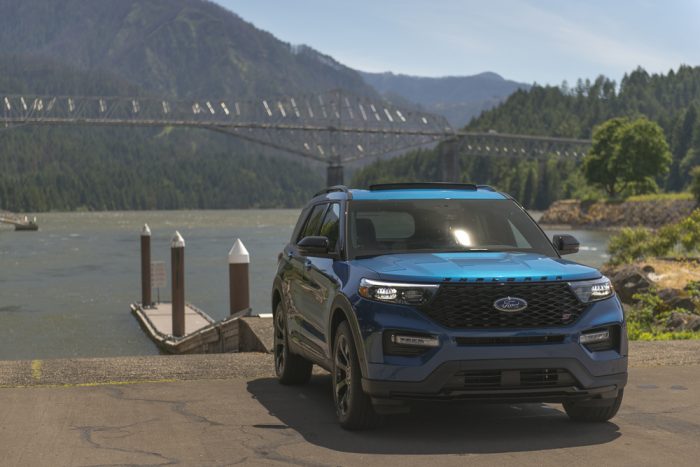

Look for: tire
[332,321,382,430]
[563,389,624,422]
[274,301,312,385]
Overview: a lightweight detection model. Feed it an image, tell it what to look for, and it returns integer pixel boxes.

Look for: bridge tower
[441,151,461,183]
[326,164,344,187]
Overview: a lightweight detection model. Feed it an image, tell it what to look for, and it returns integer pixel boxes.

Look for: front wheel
[333,321,382,430]
[274,302,312,385]
[563,389,624,422]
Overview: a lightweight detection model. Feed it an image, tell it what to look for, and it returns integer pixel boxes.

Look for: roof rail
[369,182,478,191]
[313,185,351,198]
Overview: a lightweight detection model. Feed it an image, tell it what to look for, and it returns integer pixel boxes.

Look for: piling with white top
[171,231,186,337]
[140,224,152,308]
[229,238,250,316]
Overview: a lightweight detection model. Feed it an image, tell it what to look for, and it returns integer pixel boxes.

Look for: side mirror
[553,234,579,255]
[297,236,330,257]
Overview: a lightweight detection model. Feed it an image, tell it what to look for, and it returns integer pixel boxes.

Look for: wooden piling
[140,224,152,307]
[229,239,250,316]
[171,231,186,337]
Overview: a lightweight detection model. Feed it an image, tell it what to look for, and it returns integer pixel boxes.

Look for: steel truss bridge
[1,91,592,186]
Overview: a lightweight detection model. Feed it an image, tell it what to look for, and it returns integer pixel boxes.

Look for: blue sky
[214,0,699,85]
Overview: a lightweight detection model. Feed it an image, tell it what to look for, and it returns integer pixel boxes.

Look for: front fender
[328,294,368,378]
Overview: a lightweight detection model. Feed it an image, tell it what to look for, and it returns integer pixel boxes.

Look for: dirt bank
[540,198,696,229]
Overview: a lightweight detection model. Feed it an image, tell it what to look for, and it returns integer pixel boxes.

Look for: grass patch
[625,192,694,202]
[625,290,700,340]
[628,323,700,341]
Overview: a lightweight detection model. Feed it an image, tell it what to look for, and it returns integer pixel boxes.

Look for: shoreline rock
[603,260,700,333]
[540,198,696,229]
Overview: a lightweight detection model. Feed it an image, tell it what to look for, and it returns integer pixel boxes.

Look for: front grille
[422,282,587,328]
[449,368,576,390]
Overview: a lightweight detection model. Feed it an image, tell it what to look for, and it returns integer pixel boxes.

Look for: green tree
[691,166,700,205]
[582,117,672,197]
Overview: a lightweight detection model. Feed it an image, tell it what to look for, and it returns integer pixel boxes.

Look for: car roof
[312,183,508,202]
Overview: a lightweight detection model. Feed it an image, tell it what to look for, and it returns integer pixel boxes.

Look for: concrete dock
[131,304,271,354]
[0,210,38,230]
[1,341,699,466]
[137,302,213,335]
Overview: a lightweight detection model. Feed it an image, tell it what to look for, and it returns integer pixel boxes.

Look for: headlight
[569,277,614,303]
[358,278,438,305]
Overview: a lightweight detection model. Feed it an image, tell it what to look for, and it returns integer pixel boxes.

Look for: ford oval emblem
[493,296,528,312]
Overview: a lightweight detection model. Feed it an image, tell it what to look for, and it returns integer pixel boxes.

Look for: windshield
[347,199,557,258]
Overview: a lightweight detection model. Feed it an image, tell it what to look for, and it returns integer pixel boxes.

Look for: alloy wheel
[334,333,352,417]
[274,308,286,375]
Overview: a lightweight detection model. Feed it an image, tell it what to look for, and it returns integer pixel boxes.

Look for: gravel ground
[629,340,700,367]
[0,340,698,388]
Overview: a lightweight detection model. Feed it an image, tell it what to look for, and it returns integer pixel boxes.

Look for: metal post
[140,224,152,308]
[326,164,344,187]
[229,238,250,316]
[171,231,186,337]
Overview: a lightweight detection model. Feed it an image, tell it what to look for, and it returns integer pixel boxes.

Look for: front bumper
[362,358,627,402]
[352,294,628,402]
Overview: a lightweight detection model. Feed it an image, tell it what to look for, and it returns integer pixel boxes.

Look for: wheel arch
[328,294,369,378]
[271,277,283,315]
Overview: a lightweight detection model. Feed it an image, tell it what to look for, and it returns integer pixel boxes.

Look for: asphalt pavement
[0,344,699,466]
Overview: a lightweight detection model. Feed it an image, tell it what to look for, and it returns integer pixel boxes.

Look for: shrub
[607,209,700,264]
[607,227,653,265]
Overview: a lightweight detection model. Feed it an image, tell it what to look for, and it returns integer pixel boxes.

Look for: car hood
[351,252,601,283]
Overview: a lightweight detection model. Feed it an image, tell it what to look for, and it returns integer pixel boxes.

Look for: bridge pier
[326,164,344,187]
[441,151,461,182]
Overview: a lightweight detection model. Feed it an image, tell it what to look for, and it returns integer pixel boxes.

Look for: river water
[0,210,611,360]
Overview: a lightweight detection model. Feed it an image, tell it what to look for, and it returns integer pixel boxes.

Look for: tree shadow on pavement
[247,374,621,455]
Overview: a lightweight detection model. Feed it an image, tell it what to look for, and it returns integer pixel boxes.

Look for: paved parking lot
[1,359,699,466]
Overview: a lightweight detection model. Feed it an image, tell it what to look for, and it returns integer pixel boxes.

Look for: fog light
[579,329,610,345]
[391,334,440,347]
[579,326,619,352]
[383,331,440,356]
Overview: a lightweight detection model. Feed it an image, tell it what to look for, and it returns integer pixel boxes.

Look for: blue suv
[272,183,627,429]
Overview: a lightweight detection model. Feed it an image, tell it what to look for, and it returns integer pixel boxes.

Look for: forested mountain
[0,0,376,99]
[467,66,700,191]
[360,71,529,127]
[0,125,321,211]
[0,0,381,212]
[353,66,700,207]
[0,54,323,211]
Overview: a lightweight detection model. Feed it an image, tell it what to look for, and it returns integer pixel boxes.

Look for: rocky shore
[603,259,700,333]
[539,198,696,229]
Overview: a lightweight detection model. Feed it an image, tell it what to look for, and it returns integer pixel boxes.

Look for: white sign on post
[151,261,167,289]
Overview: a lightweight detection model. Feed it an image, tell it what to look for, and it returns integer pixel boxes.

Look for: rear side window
[299,204,328,240]
[320,203,341,251]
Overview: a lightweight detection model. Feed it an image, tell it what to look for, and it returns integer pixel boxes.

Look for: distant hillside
[360,71,529,127]
[467,66,700,190]
[0,55,323,212]
[0,0,386,211]
[0,0,377,99]
[352,66,700,206]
